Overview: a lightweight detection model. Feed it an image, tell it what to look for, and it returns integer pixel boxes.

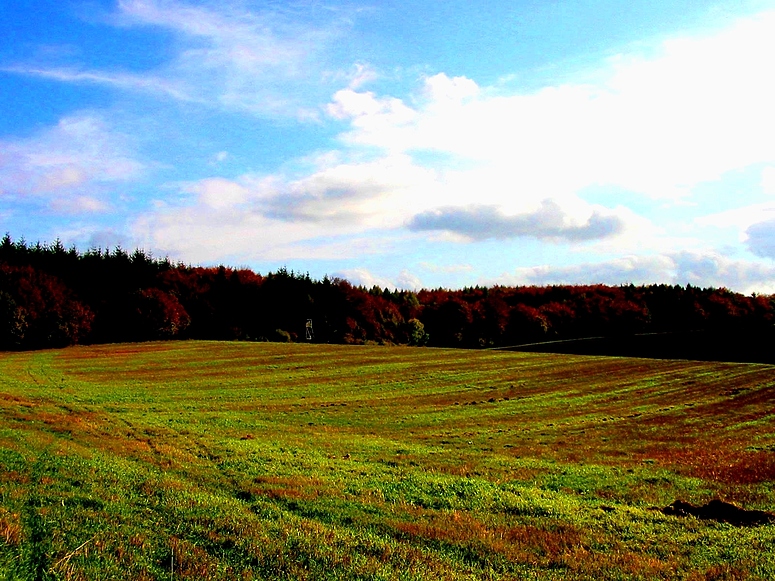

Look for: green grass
[0,341,774,579]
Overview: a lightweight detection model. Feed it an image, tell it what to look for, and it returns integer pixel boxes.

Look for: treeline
[1,235,774,355]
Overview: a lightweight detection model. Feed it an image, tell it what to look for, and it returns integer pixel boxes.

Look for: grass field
[0,341,774,580]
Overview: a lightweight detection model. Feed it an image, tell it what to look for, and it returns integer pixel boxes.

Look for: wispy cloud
[0,65,195,101]
[0,114,144,211]
[419,262,473,274]
[5,0,352,118]
[122,0,336,114]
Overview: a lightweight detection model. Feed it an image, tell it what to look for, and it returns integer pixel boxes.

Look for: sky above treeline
[3,1,775,293]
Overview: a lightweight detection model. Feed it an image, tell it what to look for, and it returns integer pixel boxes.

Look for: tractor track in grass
[1,341,774,580]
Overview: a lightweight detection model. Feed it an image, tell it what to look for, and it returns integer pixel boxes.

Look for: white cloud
[260,154,440,227]
[332,268,393,289]
[327,89,418,149]
[762,166,775,195]
[210,151,229,164]
[0,114,143,211]
[42,6,775,281]
[500,255,676,287]
[396,270,422,290]
[5,0,352,118]
[339,62,378,90]
[260,9,775,258]
[423,73,480,103]
[186,177,249,210]
[134,150,637,260]
[58,226,134,252]
[671,251,775,293]
[744,219,775,258]
[496,252,775,294]
[697,202,775,233]
[50,195,109,214]
[408,200,624,242]
[0,66,195,102]
[332,267,422,290]
[691,197,775,257]
[130,174,407,263]
[329,10,775,208]
[419,262,473,274]
[132,202,314,263]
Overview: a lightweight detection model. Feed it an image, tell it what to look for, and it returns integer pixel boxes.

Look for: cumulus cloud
[300,11,775,257]
[498,252,775,294]
[408,200,624,242]
[329,12,775,205]
[0,114,143,210]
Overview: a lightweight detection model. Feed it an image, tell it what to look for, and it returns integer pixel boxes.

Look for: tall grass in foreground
[0,341,774,579]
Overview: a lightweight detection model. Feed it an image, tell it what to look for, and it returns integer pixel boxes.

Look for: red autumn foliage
[1,234,774,362]
[0,263,93,349]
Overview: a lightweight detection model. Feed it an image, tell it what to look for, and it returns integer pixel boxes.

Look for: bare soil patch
[662,499,775,526]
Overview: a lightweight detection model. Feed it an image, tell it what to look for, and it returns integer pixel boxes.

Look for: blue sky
[3,0,775,292]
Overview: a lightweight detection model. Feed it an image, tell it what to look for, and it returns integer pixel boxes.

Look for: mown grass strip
[0,341,773,580]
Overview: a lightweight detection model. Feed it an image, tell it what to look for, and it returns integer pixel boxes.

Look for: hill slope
[1,342,774,579]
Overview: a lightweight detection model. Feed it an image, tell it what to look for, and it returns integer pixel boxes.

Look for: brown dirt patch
[662,499,775,526]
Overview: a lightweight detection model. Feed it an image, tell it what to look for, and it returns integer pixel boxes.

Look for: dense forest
[1,235,774,362]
